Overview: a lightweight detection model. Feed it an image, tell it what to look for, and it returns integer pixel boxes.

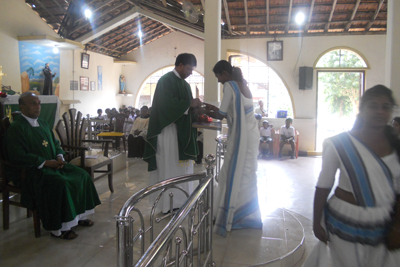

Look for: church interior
[1,0,399,266]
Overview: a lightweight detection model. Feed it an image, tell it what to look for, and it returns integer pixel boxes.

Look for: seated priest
[128,106,150,158]
[3,92,101,240]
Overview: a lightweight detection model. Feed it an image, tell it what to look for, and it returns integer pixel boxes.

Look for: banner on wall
[97,66,102,90]
[18,41,60,96]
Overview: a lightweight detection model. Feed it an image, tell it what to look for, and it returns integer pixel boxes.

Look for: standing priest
[4,92,101,240]
[143,53,201,213]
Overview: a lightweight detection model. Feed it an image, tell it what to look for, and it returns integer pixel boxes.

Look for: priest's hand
[191,98,202,108]
[44,159,66,170]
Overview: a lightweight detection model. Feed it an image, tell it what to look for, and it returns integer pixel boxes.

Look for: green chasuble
[143,71,198,171]
[3,115,101,231]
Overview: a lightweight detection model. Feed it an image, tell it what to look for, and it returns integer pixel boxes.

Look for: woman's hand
[45,159,66,169]
[313,223,328,244]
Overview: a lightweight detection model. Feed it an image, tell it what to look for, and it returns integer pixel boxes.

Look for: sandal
[51,230,78,240]
[78,219,94,227]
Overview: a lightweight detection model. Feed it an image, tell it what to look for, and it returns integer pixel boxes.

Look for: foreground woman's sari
[213,81,262,237]
[304,132,400,267]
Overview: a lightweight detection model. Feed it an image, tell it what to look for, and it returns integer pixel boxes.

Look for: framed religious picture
[90,81,96,91]
[70,80,78,90]
[267,41,283,61]
[81,53,90,69]
[80,76,89,91]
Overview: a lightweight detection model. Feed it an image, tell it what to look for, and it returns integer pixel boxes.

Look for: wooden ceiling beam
[244,0,249,34]
[70,1,128,35]
[345,0,361,32]
[304,0,315,33]
[233,19,383,28]
[103,21,160,47]
[51,0,66,11]
[35,0,62,24]
[73,0,115,26]
[123,28,171,52]
[285,0,293,33]
[325,0,338,32]
[265,0,269,34]
[222,0,233,35]
[365,0,385,31]
[87,43,123,55]
[114,24,166,50]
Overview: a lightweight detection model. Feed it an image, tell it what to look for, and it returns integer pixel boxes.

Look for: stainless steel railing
[116,155,216,267]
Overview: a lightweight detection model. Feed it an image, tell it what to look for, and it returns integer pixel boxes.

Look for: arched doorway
[135,66,204,108]
[228,51,294,118]
[315,48,368,151]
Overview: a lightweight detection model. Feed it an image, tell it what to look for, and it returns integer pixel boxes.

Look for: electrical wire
[292,34,304,85]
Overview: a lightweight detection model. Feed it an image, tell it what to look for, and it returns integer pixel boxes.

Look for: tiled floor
[0,155,320,267]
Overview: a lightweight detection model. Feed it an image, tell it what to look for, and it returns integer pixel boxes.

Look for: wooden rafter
[124,29,170,53]
[345,0,361,31]
[265,0,269,34]
[123,28,170,52]
[365,0,385,31]
[233,19,385,28]
[161,0,167,7]
[73,0,115,26]
[285,0,293,33]
[70,1,128,35]
[51,0,66,11]
[104,21,159,48]
[304,0,316,32]
[114,24,166,50]
[222,0,232,35]
[87,43,123,55]
[325,0,338,32]
[244,0,249,34]
[35,0,62,24]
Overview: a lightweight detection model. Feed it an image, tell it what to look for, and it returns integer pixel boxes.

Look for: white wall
[59,50,122,117]
[0,0,59,91]
[221,35,387,151]
[119,31,205,108]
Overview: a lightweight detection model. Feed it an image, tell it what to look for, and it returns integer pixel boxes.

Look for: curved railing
[116,155,216,267]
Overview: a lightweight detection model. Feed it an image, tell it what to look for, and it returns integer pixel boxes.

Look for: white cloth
[51,209,94,236]
[149,123,196,213]
[260,126,272,137]
[214,81,262,236]
[129,117,149,138]
[280,125,295,139]
[123,117,134,136]
[317,141,400,193]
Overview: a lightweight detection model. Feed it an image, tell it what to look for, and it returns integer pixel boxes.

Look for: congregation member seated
[135,108,141,118]
[95,108,104,120]
[279,118,296,159]
[128,106,150,158]
[123,109,134,137]
[196,130,204,164]
[254,100,267,117]
[104,108,111,120]
[392,117,400,136]
[4,92,101,240]
[259,120,274,158]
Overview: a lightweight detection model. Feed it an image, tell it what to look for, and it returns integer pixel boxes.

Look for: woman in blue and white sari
[305,85,400,267]
[202,60,262,237]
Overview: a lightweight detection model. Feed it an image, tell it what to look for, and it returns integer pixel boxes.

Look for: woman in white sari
[202,60,262,237]
[304,85,400,266]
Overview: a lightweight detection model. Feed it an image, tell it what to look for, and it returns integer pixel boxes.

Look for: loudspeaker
[299,67,313,90]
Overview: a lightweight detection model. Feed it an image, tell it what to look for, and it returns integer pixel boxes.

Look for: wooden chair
[97,114,126,152]
[1,115,41,237]
[55,109,115,192]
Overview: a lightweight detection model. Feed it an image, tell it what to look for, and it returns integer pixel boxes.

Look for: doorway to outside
[316,71,365,151]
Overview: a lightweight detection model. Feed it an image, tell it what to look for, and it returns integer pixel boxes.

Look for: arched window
[314,48,367,151]
[136,66,204,108]
[228,52,294,118]
[315,49,368,68]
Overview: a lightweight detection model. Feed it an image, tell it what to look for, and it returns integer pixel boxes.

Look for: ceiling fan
[182,1,204,24]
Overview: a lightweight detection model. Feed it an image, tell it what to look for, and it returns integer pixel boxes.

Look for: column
[385,0,400,101]
[203,0,221,157]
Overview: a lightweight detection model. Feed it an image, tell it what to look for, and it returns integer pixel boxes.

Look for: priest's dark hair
[18,92,37,105]
[175,53,197,67]
[212,60,232,75]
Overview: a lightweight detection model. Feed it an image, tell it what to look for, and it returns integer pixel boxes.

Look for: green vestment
[143,71,198,171]
[3,115,101,231]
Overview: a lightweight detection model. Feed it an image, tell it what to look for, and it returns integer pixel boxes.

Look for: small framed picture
[90,81,96,91]
[70,80,78,90]
[80,76,89,91]
[267,41,283,61]
[81,53,90,69]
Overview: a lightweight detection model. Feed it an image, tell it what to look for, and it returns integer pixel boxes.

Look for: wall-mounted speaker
[299,66,313,90]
